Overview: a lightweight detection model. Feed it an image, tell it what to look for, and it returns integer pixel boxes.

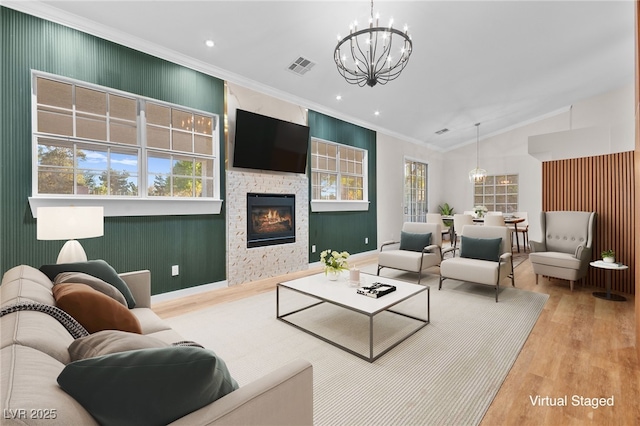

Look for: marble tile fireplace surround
[227,170,309,286]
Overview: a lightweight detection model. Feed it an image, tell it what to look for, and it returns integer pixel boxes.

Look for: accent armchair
[439,225,514,302]
[377,222,442,284]
[528,211,596,291]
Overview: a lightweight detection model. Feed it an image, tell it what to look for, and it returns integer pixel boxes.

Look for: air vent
[287,56,315,76]
[435,128,449,135]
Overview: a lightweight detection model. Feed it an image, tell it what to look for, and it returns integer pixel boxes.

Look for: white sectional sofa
[0,264,313,425]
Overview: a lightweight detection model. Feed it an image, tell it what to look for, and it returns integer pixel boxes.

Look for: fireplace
[247,193,295,248]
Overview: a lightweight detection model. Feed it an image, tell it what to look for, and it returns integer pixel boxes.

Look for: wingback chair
[528,211,596,291]
[377,222,442,284]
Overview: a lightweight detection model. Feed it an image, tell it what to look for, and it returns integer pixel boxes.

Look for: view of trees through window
[33,73,218,199]
[404,159,428,222]
[310,139,366,201]
[473,174,519,213]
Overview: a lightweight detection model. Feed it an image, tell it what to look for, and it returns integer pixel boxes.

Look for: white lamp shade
[37,206,104,240]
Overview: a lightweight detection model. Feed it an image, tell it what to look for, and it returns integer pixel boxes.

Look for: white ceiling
[8,0,636,151]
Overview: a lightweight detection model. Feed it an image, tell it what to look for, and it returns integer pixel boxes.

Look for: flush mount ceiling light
[334,0,413,87]
[204,40,215,47]
[469,123,487,184]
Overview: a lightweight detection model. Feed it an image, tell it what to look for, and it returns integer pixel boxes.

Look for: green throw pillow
[40,260,136,308]
[460,236,503,262]
[399,231,432,252]
[57,346,239,426]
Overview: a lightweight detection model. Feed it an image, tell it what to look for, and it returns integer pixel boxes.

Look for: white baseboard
[151,280,228,304]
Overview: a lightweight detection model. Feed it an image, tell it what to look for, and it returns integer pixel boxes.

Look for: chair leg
[438,275,444,290]
[377,265,382,276]
[535,274,539,285]
[570,280,575,291]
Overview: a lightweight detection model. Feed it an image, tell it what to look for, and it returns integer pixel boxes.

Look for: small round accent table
[590,260,628,302]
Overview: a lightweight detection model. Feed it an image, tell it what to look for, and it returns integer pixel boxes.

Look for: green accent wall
[307,111,377,262]
[0,7,226,295]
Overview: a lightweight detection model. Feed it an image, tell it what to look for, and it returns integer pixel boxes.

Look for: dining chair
[452,214,474,248]
[484,215,506,226]
[426,213,450,241]
[486,211,503,216]
[463,210,477,218]
[508,212,529,252]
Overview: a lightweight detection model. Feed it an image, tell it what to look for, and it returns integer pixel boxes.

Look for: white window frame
[28,71,223,217]
[404,157,428,223]
[473,174,519,213]
[309,137,369,212]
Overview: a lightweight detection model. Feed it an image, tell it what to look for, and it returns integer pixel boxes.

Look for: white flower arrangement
[474,205,488,218]
[320,249,350,274]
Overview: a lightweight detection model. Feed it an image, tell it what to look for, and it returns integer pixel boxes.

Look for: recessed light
[205,40,215,48]
[374,111,380,116]
[336,95,342,101]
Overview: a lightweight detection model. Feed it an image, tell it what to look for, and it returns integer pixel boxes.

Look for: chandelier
[334,0,413,87]
[469,123,487,184]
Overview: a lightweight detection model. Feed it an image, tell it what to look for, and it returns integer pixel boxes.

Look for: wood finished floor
[153,254,639,425]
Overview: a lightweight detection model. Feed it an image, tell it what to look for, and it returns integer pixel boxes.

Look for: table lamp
[37,206,104,264]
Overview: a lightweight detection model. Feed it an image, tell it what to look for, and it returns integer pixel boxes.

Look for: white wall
[441,83,635,242]
[376,133,445,246]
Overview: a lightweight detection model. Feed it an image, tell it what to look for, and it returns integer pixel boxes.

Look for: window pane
[110,170,138,196]
[77,114,107,141]
[148,154,171,174]
[148,174,170,196]
[318,141,327,156]
[110,120,137,145]
[194,115,212,135]
[38,169,74,194]
[173,156,194,177]
[194,135,212,155]
[147,103,170,126]
[172,109,193,131]
[173,177,193,197]
[327,144,337,157]
[199,178,214,197]
[76,87,106,115]
[77,144,107,172]
[38,108,73,135]
[147,126,170,149]
[196,159,215,179]
[38,139,73,167]
[37,78,72,109]
[79,170,105,195]
[109,94,136,121]
[172,130,192,152]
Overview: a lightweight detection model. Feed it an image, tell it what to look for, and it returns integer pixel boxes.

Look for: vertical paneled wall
[0,8,227,294]
[542,151,635,294]
[307,111,377,262]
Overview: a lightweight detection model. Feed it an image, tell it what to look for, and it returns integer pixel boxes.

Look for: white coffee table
[277,273,429,362]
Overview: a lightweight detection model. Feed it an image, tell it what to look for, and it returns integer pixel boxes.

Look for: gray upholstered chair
[377,222,442,284]
[439,225,514,302]
[528,211,596,291]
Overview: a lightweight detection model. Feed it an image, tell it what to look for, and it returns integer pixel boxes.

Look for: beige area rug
[166,274,547,425]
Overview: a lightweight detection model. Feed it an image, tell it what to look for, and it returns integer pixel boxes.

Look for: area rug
[166,275,547,426]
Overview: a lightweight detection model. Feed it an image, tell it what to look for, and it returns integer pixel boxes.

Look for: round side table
[590,260,628,302]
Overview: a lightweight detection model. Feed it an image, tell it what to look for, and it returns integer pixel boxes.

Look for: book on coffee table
[357,282,397,298]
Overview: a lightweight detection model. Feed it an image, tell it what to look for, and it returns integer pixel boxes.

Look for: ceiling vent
[287,56,315,76]
[435,128,449,135]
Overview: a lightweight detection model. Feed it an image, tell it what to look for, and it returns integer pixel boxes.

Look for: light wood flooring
[153,254,639,425]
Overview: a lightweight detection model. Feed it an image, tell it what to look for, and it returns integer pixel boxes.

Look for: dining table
[443,215,526,253]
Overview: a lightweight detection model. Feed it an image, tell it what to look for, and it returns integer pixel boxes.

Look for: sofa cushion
[460,236,502,262]
[529,251,581,269]
[440,257,502,284]
[1,265,55,307]
[1,309,74,364]
[131,308,174,335]
[54,272,128,307]
[40,260,136,308]
[399,231,432,252]
[53,283,142,334]
[1,345,99,425]
[69,330,169,361]
[57,346,239,426]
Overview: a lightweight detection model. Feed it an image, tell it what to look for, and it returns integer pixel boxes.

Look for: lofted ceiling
[7,0,636,151]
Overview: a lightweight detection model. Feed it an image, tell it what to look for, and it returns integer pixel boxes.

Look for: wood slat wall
[542,151,636,294]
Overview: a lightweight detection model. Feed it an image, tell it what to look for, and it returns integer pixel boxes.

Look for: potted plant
[320,249,350,280]
[438,203,454,226]
[601,249,615,263]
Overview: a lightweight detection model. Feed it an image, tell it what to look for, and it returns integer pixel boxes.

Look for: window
[310,139,366,201]
[32,72,219,203]
[473,174,519,213]
[404,159,428,222]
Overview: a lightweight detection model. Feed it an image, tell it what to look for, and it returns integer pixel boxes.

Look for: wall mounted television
[232,109,310,174]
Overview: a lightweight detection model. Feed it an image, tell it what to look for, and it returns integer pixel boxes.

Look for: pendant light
[468,123,487,184]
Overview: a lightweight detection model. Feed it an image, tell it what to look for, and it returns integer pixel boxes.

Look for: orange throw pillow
[53,283,142,334]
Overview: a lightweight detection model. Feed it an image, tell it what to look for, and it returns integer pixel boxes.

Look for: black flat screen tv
[233,109,310,174]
